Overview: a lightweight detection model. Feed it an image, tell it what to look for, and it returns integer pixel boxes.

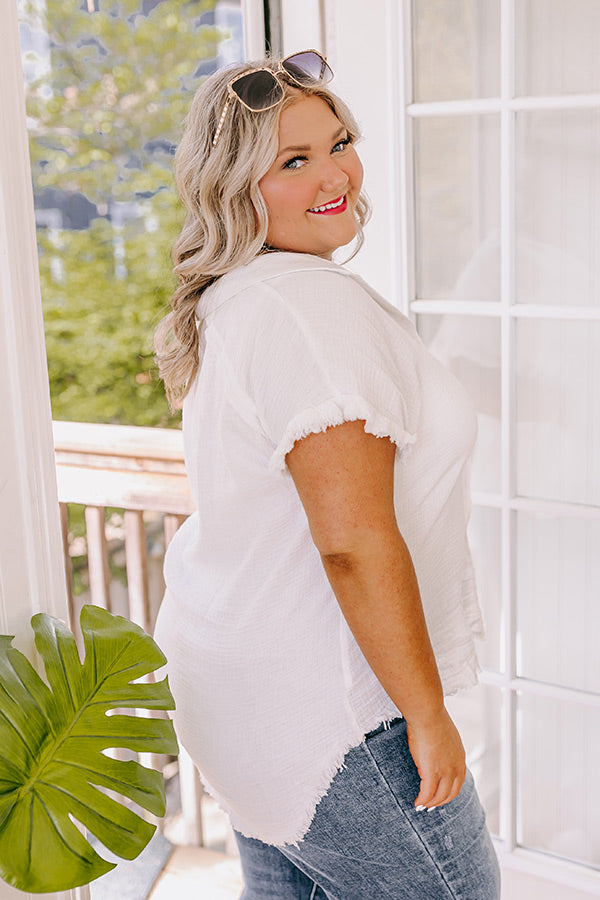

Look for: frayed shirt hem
[268,395,417,475]
[193,711,404,848]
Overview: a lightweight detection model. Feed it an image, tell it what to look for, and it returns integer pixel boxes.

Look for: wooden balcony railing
[52,419,205,846]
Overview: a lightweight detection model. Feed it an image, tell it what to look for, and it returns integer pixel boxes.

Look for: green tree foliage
[21,0,229,426]
[38,202,181,426]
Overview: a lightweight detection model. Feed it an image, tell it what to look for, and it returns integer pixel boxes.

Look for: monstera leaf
[0,605,179,893]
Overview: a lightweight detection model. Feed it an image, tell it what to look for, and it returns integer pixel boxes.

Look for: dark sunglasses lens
[231,70,283,110]
[282,51,333,85]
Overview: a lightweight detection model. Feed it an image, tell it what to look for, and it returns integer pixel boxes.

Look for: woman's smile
[258,95,363,258]
[308,194,348,215]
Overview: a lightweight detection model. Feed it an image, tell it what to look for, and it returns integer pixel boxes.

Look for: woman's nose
[320,160,349,193]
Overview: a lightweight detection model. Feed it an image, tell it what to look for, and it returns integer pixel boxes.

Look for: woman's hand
[406,707,466,810]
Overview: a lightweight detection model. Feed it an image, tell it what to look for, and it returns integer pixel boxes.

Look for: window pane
[412,0,500,102]
[517,694,600,868]
[516,0,600,97]
[516,110,600,307]
[19,0,243,427]
[420,316,502,667]
[517,513,600,693]
[414,115,500,300]
[516,319,600,506]
[469,506,502,673]
[419,314,501,493]
[446,685,501,836]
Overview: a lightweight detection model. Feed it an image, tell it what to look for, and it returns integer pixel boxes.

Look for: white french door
[401,4,600,891]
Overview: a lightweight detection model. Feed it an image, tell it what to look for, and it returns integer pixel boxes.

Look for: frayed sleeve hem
[268,395,417,475]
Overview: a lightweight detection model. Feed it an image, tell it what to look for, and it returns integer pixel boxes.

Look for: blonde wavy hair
[154,55,371,408]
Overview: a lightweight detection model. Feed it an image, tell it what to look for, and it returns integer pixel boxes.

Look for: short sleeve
[213,268,420,474]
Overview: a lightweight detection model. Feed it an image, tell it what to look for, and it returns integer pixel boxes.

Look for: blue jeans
[235,717,500,899]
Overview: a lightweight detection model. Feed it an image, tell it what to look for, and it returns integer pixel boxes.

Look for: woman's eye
[333,136,352,153]
[283,156,307,171]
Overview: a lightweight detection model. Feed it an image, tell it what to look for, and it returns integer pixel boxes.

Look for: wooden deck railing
[52,419,205,845]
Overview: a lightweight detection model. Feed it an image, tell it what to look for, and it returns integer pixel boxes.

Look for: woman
[154,50,500,899]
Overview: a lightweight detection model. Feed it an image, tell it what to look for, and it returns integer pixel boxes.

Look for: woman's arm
[286,419,466,810]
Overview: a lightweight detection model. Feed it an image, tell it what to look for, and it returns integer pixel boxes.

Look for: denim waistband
[364,716,403,740]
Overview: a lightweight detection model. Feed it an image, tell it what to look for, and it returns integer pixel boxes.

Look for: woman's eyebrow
[277,125,347,159]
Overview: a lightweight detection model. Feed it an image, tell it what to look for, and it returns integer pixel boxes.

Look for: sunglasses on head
[212,49,334,147]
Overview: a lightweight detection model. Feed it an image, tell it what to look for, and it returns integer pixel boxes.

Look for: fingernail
[415,805,426,811]
[427,805,439,812]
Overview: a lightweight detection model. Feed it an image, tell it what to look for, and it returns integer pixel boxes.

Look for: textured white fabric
[155,251,485,846]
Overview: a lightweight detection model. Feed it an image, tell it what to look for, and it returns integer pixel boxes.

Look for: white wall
[278,0,400,302]
[278,0,409,306]
[241,0,266,57]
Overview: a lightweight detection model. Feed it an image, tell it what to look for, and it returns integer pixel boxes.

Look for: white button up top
[155,251,485,846]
